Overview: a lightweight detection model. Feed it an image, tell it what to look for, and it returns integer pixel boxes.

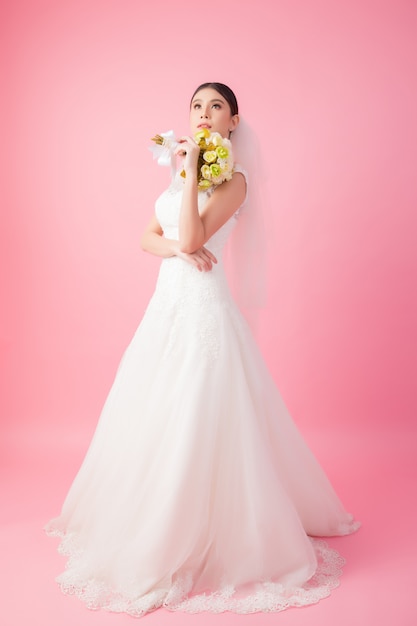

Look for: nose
[200,105,209,118]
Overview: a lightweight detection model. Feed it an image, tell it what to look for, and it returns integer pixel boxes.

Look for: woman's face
[189,87,239,138]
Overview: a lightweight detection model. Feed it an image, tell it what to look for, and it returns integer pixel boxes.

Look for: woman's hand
[175,136,200,177]
[173,243,217,272]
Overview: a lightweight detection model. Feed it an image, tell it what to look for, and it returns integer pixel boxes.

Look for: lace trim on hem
[45,526,347,617]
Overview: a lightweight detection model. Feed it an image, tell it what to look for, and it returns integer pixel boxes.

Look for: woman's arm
[176,136,246,254]
[140,215,217,272]
[179,172,246,253]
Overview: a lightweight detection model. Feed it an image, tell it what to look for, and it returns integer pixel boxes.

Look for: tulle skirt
[46,259,359,616]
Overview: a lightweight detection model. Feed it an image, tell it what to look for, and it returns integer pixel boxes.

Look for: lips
[198,123,211,129]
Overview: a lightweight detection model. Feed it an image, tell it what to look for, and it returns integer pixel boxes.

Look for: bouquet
[150,128,234,190]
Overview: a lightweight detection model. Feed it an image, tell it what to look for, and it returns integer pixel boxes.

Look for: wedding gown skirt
[46,170,359,616]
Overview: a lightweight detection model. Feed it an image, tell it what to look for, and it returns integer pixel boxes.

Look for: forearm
[140,231,178,258]
[178,175,205,253]
[140,229,216,272]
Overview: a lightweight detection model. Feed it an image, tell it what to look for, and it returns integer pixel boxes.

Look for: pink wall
[1,0,416,441]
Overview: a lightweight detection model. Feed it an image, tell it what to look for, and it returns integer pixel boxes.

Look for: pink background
[1,1,416,625]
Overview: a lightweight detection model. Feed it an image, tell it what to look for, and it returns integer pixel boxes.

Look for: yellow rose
[209,163,221,178]
[201,164,211,179]
[199,179,212,190]
[216,146,229,159]
[194,128,210,142]
[203,150,217,164]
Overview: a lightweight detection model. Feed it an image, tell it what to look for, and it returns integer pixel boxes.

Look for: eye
[212,104,221,109]
[193,103,201,109]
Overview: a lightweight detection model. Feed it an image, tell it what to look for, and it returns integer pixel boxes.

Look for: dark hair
[190,82,239,116]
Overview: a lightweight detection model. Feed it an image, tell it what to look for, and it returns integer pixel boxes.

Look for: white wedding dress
[45,166,359,616]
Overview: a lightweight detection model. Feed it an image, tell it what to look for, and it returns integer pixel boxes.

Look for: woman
[46,82,359,616]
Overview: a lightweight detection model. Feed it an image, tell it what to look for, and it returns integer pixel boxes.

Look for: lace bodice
[144,165,249,363]
[146,165,248,320]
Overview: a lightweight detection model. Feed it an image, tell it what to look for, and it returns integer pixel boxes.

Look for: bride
[45,82,360,617]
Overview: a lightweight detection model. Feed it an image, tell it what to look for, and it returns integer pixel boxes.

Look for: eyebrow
[192,98,225,104]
